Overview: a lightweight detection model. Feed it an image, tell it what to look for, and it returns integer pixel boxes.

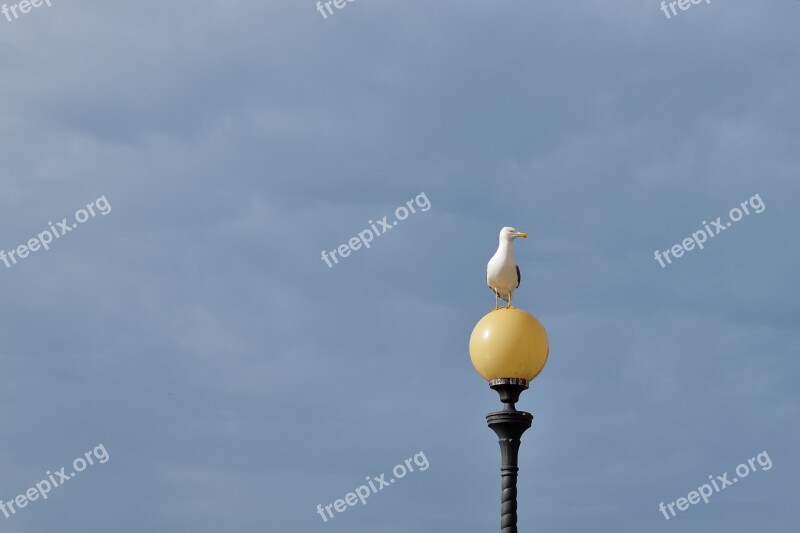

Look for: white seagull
[486,226,528,309]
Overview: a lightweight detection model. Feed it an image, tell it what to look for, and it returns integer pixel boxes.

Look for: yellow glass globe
[469,307,549,382]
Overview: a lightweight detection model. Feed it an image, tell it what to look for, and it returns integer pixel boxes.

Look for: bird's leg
[494,290,499,310]
[506,292,512,308]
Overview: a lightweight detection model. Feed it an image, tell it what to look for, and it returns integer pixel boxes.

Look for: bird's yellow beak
[515,232,528,238]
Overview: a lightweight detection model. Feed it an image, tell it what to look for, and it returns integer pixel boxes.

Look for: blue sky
[1,1,798,531]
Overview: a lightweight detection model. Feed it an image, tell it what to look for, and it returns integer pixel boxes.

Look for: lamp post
[469,307,549,533]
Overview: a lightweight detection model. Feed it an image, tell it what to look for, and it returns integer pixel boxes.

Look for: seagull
[487,226,528,309]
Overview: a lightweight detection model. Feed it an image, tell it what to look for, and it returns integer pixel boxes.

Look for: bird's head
[500,226,528,241]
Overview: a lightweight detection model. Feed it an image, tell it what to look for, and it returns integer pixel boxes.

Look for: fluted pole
[486,379,533,533]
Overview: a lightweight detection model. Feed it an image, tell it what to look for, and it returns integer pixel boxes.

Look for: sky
[1,1,798,532]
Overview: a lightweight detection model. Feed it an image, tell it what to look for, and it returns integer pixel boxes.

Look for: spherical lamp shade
[469,308,549,382]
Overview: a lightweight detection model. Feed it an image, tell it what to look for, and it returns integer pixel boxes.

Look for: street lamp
[469,307,549,533]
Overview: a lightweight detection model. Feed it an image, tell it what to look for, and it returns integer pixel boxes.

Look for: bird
[486,226,528,309]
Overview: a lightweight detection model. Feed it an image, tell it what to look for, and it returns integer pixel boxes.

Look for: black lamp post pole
[486,378,533,533]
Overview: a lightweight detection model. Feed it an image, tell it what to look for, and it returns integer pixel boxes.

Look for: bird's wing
[516,265,521,288]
